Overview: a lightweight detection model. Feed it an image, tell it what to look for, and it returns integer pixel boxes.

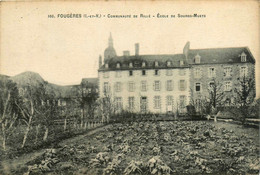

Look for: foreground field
[10,121,260,174]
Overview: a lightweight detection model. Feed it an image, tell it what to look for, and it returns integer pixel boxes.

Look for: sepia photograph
[0,1,259,174]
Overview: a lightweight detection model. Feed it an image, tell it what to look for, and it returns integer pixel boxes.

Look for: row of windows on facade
[105,60,186,69]
[103,66,248,79]
[104,80,233,93]
[104,52,247,69]
[103,69,186,78]
[114,95,187,111]
[194,66,248,78]
[195,81,233,92]
[193,53,247,64]
[103,80,187,93]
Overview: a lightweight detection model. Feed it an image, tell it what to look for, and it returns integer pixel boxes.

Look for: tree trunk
[2,123,6,151]
[22,115,32,148]
[84,122,87,130]
[35,124,40,144]
[43,126,48,141]
[64,118,67,132]
[80,109,84,128]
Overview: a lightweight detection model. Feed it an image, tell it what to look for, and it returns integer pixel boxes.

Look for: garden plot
[24,121,259,175]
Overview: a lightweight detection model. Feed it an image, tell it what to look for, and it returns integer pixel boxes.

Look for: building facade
[98,35,255,114]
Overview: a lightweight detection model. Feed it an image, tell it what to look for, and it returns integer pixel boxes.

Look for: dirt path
[0,124,110,175]
[58,124,111,147]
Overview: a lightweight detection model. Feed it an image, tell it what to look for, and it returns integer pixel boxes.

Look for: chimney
[123,50,130,56]
[135,43,139,56]
[183,41,190,59]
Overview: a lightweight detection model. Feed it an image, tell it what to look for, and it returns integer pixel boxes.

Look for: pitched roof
[99,54,189,71]
[188,47,255,65]
[81,78,98,87]
[99,46,255,71]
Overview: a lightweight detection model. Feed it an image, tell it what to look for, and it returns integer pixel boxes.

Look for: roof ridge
[115,53,184,58]
[190,46,247,51]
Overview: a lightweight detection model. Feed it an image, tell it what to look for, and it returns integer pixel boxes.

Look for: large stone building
[98,35,255,114]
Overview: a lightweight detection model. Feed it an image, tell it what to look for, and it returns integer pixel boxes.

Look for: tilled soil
[9,121,260,175]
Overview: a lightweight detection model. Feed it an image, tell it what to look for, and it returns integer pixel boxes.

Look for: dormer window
[167,61,171,67]
[129,62,133,68]
[241,52,247,62]
[155,61,159,67]
[180,60,184,66]
[195,54,201,64]
[142,62,146,67]
[105,63,109,68]
[116,63,120,68]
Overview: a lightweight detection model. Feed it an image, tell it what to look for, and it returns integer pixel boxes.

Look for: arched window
[155,61,159,67]
[129,62,133,68]
[116,63,120,68]
[142,62,146,67]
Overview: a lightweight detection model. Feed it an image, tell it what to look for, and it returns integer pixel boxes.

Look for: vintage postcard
[0,1,259,175]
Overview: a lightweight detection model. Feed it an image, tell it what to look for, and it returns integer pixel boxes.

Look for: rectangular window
[142,70,146,76]
[115,71,121,78]
[129,70,133,76]
[179,95,186,108]
[179,69,186,76]
[103,72,109,78]
[240,66,247,77]
[155,69,159,75]
[115,82,121,92]
[115,97,122,112]
[128,97,134,110]
[128,81,135,92]
[103,82,109,94]
[154,96,161,109]
[209,82,215,91]
[166,69,173,76]
[166,80,173,91]
[208,67,216,78]
[179,80,186,91]
[224,81,232,91]
[195,83,201,92]
[166,96,173,106]
[224,67,232,77]
[140,96,148,113]
[141,81,147,91]
[154,81,161,91]
[194,68,201,78]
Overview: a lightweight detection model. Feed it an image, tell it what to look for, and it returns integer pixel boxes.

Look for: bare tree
[234,76,255,124]
[204,78,224,115]
[97,92,115,123]
[36,84,57,142]
[16,81,50,148]
[0,78,20,151]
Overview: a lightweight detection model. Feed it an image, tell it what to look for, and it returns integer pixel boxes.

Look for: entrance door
[140,97,147,113]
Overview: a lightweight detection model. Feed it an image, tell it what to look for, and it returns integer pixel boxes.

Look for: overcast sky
[1,1,259,97]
